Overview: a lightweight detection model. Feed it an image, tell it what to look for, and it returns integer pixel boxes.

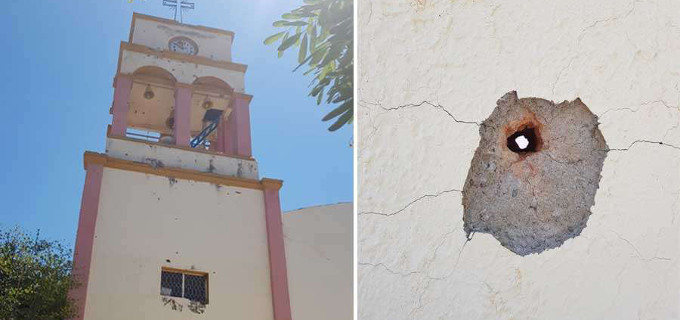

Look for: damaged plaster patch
[161,297,206,314]
[462,91,608,256]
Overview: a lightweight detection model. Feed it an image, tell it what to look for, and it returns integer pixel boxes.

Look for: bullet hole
[463,91,608,256]
[507,127,540,153]
[166,259,171,263]
[237,163,244,177]
[145,158,165,168]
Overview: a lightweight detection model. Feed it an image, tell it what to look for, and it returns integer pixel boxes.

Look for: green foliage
[265,0,353,132]
[0,227,76,320]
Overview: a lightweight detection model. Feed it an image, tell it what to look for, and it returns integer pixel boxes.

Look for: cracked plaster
[358,0,680,319]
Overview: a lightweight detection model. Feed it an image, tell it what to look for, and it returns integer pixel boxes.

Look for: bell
[144,85,155,100]
[202,97,214,109]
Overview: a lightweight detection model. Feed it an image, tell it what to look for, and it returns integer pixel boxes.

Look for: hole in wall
[462,91,608,256]
[506,126,541,153]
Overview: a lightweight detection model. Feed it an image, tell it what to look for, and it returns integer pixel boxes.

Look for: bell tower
[70,13,292,320]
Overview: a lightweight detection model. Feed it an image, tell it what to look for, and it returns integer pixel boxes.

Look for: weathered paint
[69,164,104,320]
[119,50,245,92]
[111,75,132,136]
[230,93,253,158]
[283,203,353,320]
[214,120,233,155]
[173,85,192,146]
[130,14,234,63]
[83,168,273,320]
[262,180,292,320]
[105,137,258,179]
[357,0,680,319]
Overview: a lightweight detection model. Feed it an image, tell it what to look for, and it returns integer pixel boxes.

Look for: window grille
[160,268,208,303]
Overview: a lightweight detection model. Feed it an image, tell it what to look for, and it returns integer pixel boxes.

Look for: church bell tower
[70,13,292,320]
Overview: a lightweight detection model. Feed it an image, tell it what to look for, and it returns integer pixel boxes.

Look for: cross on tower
[162,0,195,23]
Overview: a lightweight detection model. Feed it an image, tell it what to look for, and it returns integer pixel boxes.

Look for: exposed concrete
[357,0,680,319]
[462,91,607,255]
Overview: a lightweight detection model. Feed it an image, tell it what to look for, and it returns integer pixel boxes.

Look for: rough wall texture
[358,0,680,319]
[463,92,607,256]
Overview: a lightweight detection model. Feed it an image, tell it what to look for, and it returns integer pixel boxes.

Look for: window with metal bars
[160,268,208,303]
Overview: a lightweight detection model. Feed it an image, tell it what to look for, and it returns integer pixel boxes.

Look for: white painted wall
[283,203,354,320]
[120,50,245,92]
[106,137,258,180]
[358,0,680,319]
[84,168,273,320]
[132,16,233,62]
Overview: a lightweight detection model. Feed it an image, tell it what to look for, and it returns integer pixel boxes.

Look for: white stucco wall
[358,1,680,319]
[283,203,354,320]
[84,168,273,320]
[106,137,258,179]
[132,16,233,62]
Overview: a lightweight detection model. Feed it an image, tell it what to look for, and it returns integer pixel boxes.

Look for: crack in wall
[597,99,680,118]
[605,140,680,152]
[358,188,462,217]
[553,0,641,96]
[609,230,672,262]
[379,101,481,126]
[360,231,473,319]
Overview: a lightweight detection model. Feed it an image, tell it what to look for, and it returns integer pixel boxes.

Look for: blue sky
[0,0,353,247]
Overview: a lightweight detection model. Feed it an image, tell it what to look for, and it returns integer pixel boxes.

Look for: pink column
[261,179,292,320]
[214,120,234,154]
[111,74,132,136]
[174,84,192,147]
[230,93,253,157]
[69,163,104,320]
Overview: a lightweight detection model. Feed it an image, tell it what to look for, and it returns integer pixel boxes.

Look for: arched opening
[126,66,179,139]
[189,77,234,151]
[192,76,233,96]
[132,66,177,86]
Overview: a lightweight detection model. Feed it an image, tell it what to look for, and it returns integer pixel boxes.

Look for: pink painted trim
[214,120,234,154]
[111,75,132,136]
[231,94,252,157]
[262,185,292,320]
[174,86,192,146]
[69,164,104,320]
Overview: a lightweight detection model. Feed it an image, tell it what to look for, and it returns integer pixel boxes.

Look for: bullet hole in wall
[462,91,608,256]
[507,127,540,153]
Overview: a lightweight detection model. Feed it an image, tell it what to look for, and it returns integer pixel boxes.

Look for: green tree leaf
[264,32,285,45]
[327,107,352,131]
[0,227,77,320]
[266,0,354,132]
[273,20,289,27]
[298,34,308,64]
[278,33,301,52]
